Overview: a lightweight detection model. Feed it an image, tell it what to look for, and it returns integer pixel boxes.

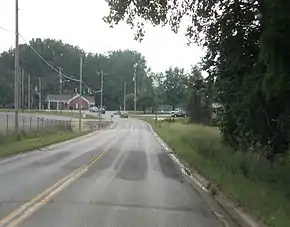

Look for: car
[171,110,188,117]
[96,107,105,114]
[120,112,128,118]
[89,106,98,112]
[100,108,105,114]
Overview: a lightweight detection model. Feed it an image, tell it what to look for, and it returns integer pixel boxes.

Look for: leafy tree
[151,72,166,110]
[162,67,187,110]
[104,0,290,159]
[138,76,155,113]
[187,66,208,124]
[0,39,152,111]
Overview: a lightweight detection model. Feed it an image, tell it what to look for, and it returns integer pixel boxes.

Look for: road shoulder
[143,119,266,227]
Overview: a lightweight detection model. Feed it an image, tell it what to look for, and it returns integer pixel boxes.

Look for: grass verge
[0,130,86,158]
[142,117,290,227]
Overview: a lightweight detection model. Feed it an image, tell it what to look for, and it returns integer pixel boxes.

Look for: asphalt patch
[61,151,98,171]
[116,150,148,181]
[157,153,181,180]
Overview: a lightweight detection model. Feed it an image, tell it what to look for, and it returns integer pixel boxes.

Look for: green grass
[0,130,86,157]
[143,117,290,227]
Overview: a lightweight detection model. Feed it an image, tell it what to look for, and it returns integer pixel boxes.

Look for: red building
[46,94,95,110]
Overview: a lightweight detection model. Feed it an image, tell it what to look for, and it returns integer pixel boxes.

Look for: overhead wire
[0,26,102,94]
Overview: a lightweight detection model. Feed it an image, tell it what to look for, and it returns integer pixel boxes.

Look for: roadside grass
[142,117,290,227]
[0,130,86,157]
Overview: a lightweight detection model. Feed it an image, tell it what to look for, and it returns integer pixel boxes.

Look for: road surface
[0,119,224,227]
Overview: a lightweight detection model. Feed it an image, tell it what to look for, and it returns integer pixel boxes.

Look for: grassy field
[0,130,86,157]
[143,117,289,227]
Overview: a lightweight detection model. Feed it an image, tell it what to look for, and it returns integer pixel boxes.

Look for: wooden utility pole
[133,63,137,115]
[38,77,42,110]
[28,74,31,111]
[14,0,19,132]
[123,81,126,111]
[79,55,83,132]
[59,67,62,94]
[21,68,24,112]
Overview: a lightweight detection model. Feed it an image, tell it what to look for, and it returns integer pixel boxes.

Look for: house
[46,94,95,110]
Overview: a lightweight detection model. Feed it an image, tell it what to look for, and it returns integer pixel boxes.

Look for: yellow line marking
[0,134,121,227]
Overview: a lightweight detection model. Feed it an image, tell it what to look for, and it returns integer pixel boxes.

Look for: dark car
[173,110,188,117]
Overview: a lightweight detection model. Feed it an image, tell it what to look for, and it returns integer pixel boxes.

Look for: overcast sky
[0,0,204,72]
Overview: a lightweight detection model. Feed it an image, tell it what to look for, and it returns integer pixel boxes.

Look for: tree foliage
[187,66,211,124]
[104,0,290,158]
[0,38,152,110]
[163,67,187,109]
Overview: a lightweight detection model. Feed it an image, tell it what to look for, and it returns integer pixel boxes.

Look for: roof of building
[46,94,95,103]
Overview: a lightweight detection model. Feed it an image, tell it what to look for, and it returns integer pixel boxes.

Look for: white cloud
[0,0,204,72]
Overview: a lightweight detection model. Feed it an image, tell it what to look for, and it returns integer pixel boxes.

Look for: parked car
[171,110,188,117]
[89,106,98,112]
[100,108,105,114]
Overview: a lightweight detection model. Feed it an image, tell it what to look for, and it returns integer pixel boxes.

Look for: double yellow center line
[0,134,121,227]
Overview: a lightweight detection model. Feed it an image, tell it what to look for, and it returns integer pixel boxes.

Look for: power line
[0,25,101,94]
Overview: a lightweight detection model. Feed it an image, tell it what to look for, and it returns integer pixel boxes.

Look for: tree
[103,0,290,159]
[0,39,152,111]
[162,67,187,110]
[187,66,209,124]
[138,76,155,113]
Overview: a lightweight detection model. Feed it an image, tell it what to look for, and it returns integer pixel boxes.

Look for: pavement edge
[143,120,265,227]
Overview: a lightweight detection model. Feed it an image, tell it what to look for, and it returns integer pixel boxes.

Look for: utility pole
[38,77,42,110]
[14,0,19,132]
[28,74,31,111]
[100,70,103,110]
[59,67,62,111]
[123,81,126,111]
[59,67,62,94]
[98,70,104,119]
[133,64,137,115]
[79,55,83,132]
[21,68,24,112]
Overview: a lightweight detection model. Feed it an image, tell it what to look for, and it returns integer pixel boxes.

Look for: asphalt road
[0,119,223,227]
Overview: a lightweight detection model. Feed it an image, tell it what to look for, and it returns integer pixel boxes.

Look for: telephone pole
[59,67,62,94]
[59,67,63,111]
[79,55,83,132]
[98,70,104,118]
[38,77,42,110]
[133,64,137,115]
[14,0,19,132]
[100,70,103,109]
[28,74,31,111]
[123,81,126,111]
[21,68,24,112]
